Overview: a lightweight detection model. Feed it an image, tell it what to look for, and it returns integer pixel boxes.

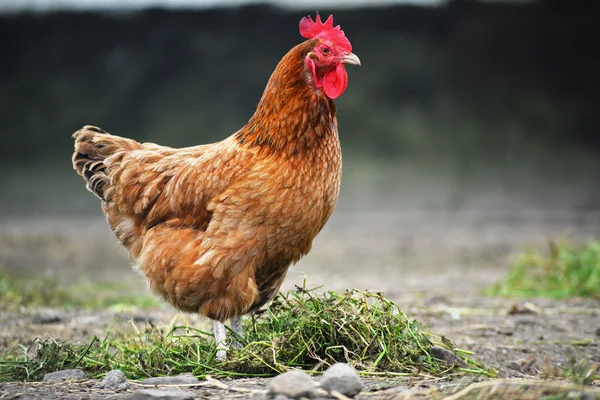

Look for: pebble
[496,327,514,336]
[424,296,449,306]
[497,367,529,379]
[117,313,157,324]
[508,302,540,315]
[32,309,64,324]
[429,346,468,368]
[142,373,199,385]
[514,317,536,326]
[267,370,317,399]
[129,389,195,400]
[320,363,363,398]
[72,315,102,326]
[504,354,537,375]
[99,369,131,390]
[43,368,87,382]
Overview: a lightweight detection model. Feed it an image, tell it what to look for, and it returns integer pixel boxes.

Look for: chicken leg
[230,316,244,349]
[213,320,228,362]
[213,317,245,361]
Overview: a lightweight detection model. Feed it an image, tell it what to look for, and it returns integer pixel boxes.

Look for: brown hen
[72,13,360,360]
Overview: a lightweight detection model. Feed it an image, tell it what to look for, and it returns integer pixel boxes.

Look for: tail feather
[72,125,140,201]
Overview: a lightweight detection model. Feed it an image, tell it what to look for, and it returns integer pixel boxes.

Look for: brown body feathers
[72,40,344,321]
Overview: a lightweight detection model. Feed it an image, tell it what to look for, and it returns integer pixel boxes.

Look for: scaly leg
[212,319,228,362]
[230,316,244,349]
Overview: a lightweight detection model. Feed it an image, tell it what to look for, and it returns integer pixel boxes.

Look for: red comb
[299,13,352,52]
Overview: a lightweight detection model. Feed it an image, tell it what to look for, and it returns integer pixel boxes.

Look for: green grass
[0,271,73,310]
[0,286,491,381]
[562,353,599,386]
[0,269,159,310]
[487,240,600,299]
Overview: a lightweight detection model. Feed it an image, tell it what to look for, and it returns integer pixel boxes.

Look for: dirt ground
[1,210,599,398]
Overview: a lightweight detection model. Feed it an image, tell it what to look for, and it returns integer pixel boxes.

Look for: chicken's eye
[321,47,330,55]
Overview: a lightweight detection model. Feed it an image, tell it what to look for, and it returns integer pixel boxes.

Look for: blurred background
[1,0,599,296]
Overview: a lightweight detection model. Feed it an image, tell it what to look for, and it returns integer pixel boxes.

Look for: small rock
[320,363,362,398]
[424,296,449,306]
[429,346,468,368]
[249,392,268,400]
[131,314,157,323]
[514,317,536,326]
[496,327,514,336]
[595,327,600,337]
[268,370,317,399]
[505,354,538,375]
[99,369,130,390]
[43,368,87,382]
[496,367,529,379]
[32,309,64,324]
[117,313,157,324]
[129,389,194,400]
[142,373,199,385]
[448,310,462,320]
[508,302,540,315]
[73,315,102,326]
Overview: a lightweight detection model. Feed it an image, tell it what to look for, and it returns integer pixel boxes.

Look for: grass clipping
[488,239,600,299]
[1,287,487,380]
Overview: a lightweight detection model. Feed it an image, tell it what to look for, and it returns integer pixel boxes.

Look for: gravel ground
[1,210,599,398]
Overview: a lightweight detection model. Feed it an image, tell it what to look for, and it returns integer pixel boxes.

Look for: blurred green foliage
[1,3,599,216]
[0,269,159,310]
[487,240,600,299]
[0,270,72,309]
[1,3,598,167]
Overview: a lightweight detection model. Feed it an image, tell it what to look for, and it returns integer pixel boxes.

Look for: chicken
[72,13,360,360]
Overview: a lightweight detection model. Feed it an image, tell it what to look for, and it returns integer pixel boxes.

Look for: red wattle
[323,63,348,99]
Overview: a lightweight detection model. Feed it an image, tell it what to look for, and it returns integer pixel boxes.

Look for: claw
[215,345,229,362]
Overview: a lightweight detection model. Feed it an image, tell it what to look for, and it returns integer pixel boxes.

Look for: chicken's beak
[340,52,361,66]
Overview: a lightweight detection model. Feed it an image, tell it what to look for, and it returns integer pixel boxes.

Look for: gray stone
[249,392,268,400]
[142,373,199,386]
[32,309,64,324]
[129,389,194,400]
[429,346,468,368]
[116,313,157,324]
[424,296,449,306]
[99,369,130,390]
[43,368,87,382]
[504,354,537,375]
[497,367,529,379]
[268,370,317,399]
[72,315,102,326]
[320,363,363,398]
